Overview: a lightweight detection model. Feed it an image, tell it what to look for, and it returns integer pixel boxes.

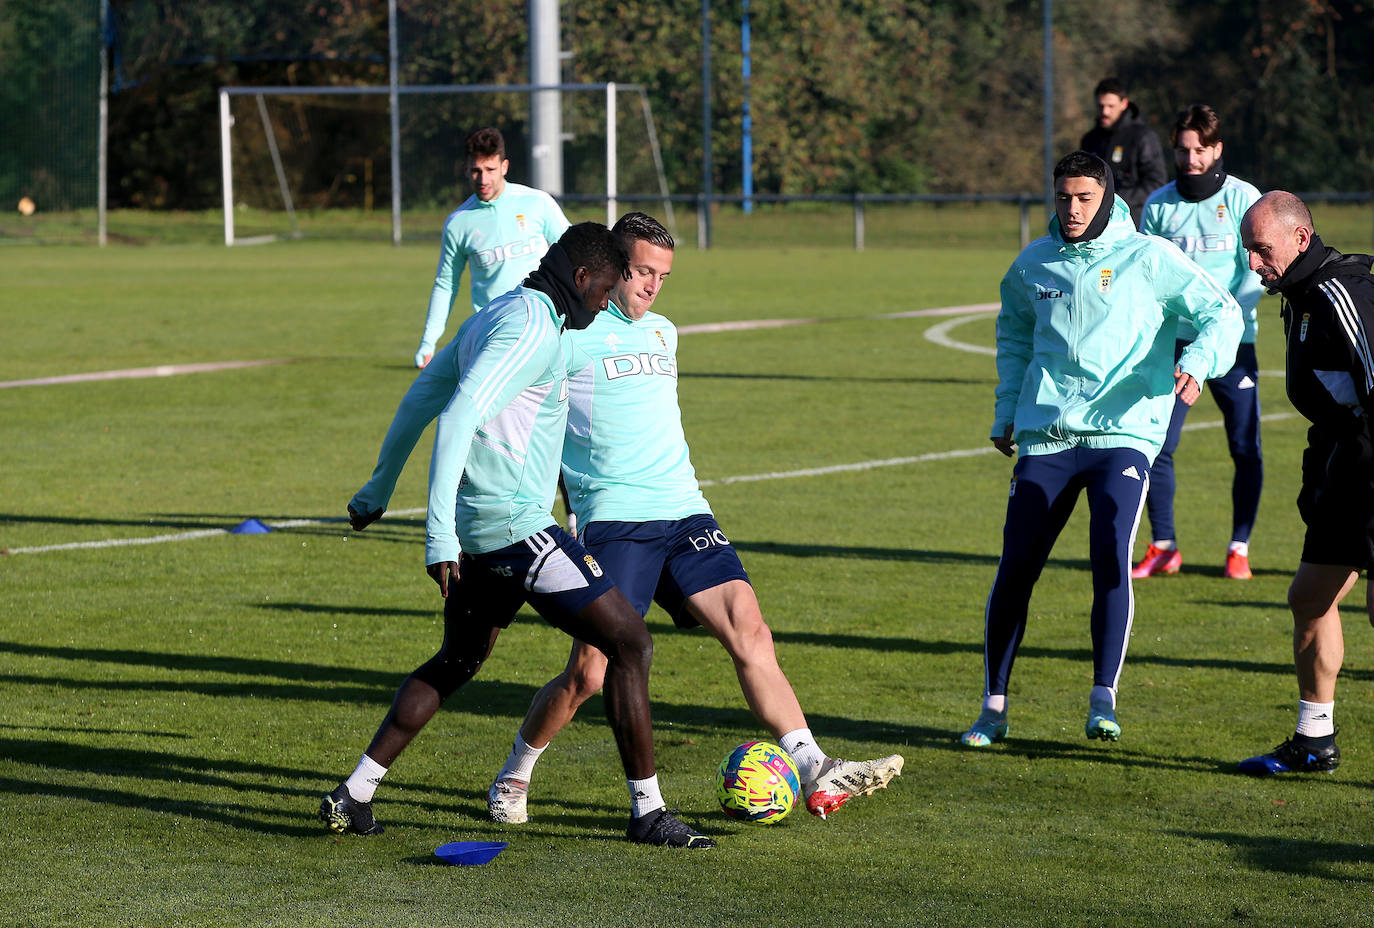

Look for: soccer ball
[715,740,801,824]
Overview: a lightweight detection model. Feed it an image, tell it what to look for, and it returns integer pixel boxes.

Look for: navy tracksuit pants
[1144,341,1263,544]
[983,446,1150,697]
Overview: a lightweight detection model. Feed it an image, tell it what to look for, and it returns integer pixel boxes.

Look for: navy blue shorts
[449,525,618,629]
[581,514,751,628]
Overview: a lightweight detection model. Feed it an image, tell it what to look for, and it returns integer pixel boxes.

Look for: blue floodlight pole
[98,0,109,246]
[701,0,712,248]
[741,0,753,215]
[388,0,401,245]
[1042,0,1054,218]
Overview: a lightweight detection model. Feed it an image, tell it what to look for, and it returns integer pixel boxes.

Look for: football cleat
[318,784,383,836]
[1131,544,1181,578]
[1224,550,1252,580]
[803,754,905,819]
[1239,736,1340,776]
[1085,705,1121,741]
[960,715,1009,748]
[487,778,529,824]
[347,503,384,532]
[626,808,715,848]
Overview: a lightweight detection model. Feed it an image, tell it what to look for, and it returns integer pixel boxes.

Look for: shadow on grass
[735,540,1005,568]
[642,623,1374,683]
[0,721,189,738]
[736,540,1300,583]
[960,735,1244,775]
[0,736,619,838]
[258,601,435,618]
[1172,830,1374,882]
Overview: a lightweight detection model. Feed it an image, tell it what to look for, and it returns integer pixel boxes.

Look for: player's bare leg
[687,580,903,819]
[684,580,805,734]
[489,642,606,823]
[1240,561,1360,776]
[321,622,501,835]
[1289,561,1359,702]
[545,586,712,847]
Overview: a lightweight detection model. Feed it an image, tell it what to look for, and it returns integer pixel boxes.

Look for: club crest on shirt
[1215,203,1227,223]
[1111,146,1124,163]
[653,329,666,349]
[1300,312,1310,342]
[516,213,528,231]
[1098,269,1113,294]
[583,554,603,577]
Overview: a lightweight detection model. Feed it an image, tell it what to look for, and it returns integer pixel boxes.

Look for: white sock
[1229,540,1249,556]
[496,733,546,783]
[1296,700,1335,738]
[1090,685,1116,710]
[779,728,827,784]
[628,775,665,819]
[1152,539,1177,551]
[344,754,387,803]
[981,693,1007,717]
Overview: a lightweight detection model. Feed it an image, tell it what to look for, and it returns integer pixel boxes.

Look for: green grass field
[2,228,1371,928]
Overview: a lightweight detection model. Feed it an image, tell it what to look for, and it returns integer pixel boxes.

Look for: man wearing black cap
[1081,77,1168,226]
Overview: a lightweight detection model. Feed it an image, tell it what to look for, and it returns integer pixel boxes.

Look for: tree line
[2,0,1370,210]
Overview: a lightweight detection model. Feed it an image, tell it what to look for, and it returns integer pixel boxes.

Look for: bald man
[1238,191,1374,776]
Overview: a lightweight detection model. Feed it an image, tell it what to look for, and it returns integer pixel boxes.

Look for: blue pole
[741,0,753,215]
[1043,0,1054,219]
[701,0,712,247]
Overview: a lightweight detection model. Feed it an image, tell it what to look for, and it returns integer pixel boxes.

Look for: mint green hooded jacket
[993,195,1243,463]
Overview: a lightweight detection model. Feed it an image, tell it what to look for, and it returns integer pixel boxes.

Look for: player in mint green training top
[485,213,904,825]
[413,126,569,368]
[325,222,715,848]
[1135,104,1264,581]
[961,151,1241,752]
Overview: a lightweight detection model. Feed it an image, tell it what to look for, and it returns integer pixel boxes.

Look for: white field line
[4,414,1298,557]
[925,309,1285,377]
[4,303,1296,556]
[0,359,294,389]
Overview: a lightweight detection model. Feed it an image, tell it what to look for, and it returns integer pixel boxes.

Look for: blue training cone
[231,518,273,534]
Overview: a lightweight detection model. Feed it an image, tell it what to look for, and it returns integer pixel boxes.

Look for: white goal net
[218,82,675,246]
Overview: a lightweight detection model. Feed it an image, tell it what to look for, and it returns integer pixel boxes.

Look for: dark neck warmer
[1270,234,1329,295]
[523,243,596,330]
[1176,157,1226,202]
[1062,166,1116,244]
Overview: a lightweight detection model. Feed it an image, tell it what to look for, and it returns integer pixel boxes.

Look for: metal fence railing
[560,191,1374,252]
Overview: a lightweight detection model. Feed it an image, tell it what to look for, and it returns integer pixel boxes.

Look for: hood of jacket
[1048,194,1135,258]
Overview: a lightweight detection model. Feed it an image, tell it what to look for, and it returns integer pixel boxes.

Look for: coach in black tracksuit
[1237,191,1374,778]
[1080,78,1167,226]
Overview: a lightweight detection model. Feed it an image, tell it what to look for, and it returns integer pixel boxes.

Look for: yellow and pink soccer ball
[715,740,800,824]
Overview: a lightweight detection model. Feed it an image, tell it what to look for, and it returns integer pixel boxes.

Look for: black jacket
[1273,236,1374,512]
[1080,103,1167,225]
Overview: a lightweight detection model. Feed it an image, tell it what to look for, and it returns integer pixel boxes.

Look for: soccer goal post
[218,82,675,246]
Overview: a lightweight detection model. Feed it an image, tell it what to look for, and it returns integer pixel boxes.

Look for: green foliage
[0,0,100,208]
[2,1,1372,212]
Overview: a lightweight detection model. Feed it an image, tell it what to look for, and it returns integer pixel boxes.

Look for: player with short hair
[1134,104,1265,580]
[413,126,569,369]
[1237,191,1374,776]
[486,212,904,825]
[321,221,715,848]
[961,151,1242,749]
